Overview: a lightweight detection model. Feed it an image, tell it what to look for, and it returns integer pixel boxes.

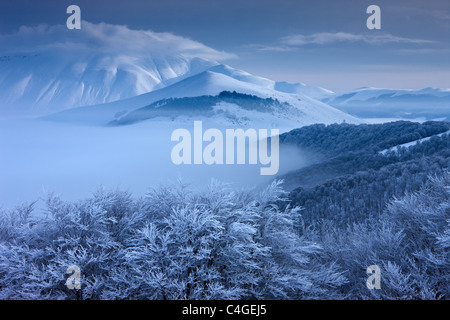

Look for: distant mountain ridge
[323,87,450,121]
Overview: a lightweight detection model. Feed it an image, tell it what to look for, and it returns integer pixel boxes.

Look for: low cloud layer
[0,21,236,61]
[255,32,433,52]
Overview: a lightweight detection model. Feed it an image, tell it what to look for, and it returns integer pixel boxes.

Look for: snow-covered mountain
[0,22,231,115]
[44,64,362,130]
[0,52,219,115]
[205,65,334,99]
[322,87,450,121]
[274,81,333,99]
[0,21,343,123]
[1,21,361,130]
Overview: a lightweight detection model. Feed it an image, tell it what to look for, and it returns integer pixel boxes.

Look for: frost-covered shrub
[311,172,450,299]
[1,173,447,300]
[0,181,344,300]
[380,173,450,299]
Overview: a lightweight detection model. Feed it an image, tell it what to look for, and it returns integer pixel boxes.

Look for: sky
[0,0,449,92]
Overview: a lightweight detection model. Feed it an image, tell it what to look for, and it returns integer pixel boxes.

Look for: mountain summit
[0,22,232,115]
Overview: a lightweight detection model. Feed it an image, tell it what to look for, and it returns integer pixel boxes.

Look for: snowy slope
[379,129,450,155]
[0,52,217,115]
[274,81,333,99]
[322,87,450,121]
[44,65,363,130]
[205,65,334,99]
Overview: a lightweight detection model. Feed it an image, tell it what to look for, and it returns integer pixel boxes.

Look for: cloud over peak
[0,21,236,61]
[0,21,237,114]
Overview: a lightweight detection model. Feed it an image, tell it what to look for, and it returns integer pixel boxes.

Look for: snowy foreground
[0,174,448,300]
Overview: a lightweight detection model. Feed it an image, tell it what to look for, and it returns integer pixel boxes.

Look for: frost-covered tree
[311,172,450,299]
[102,180,345,299]
[380,173,450,299]
[2,172,447,300]
[0,180,345,300]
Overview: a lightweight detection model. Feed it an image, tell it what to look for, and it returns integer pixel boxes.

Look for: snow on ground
[363,117,428,124]
[379,129,450,155]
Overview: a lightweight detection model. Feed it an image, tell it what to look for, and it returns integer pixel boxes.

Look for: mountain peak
[0,22,234,115]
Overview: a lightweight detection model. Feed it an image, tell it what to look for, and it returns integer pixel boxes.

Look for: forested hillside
[111,91,289,125]
[281,121,450,226]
